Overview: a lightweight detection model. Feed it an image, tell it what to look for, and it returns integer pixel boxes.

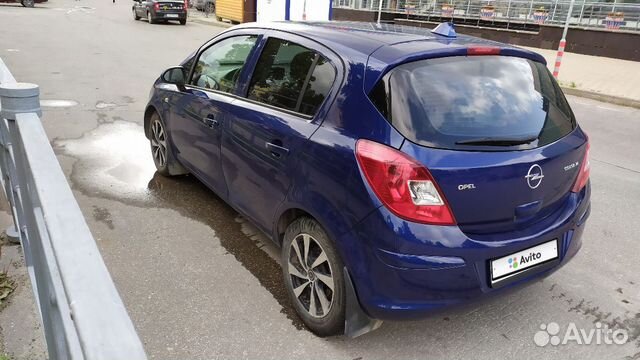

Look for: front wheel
[282,217,345,337]
[148,112,187,176]
[133,8,140,20]
[21,0,35,7]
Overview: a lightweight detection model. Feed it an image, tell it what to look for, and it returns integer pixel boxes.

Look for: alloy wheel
[287,233,335,318]
[150,119,167,168]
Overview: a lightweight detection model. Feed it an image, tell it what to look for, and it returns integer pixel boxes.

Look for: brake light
[571,140,590,193]
[153,2,159,10]
[355,139,456,225]
[467,46,501,56]
[184,0,188,9]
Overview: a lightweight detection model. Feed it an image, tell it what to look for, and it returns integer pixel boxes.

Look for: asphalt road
[0,1,639,359]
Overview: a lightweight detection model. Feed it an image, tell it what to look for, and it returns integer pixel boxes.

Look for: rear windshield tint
[370,56,576,150]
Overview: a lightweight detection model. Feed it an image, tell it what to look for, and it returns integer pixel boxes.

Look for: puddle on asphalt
[40,99,79,108]
[56,121,157,203]
[95,101,117,109]
[147,173,305,329]
[55,121,305,330]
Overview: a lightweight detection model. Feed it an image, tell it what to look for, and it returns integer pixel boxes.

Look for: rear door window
[370,56,576,150]
[247,38,336,117]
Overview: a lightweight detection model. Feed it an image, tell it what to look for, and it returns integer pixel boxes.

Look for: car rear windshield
[369,56,577,151]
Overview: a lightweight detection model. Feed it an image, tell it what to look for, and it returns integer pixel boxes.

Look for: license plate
[490,239,558,283]
[166,13,179,18]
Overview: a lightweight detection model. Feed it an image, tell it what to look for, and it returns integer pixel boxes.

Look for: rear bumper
[340,184,590,321]
[151,9,187,20]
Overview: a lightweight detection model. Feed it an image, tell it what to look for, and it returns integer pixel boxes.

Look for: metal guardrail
[334,0,640,32]
[0,58,147,360]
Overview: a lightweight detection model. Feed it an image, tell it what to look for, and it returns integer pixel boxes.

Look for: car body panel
[400,128,588,234]
[168,88,232,196]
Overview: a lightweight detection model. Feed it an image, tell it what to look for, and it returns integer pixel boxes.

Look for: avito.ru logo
[534,322,628,347]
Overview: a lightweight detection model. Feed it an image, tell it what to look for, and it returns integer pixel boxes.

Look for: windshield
[369,56,577,150]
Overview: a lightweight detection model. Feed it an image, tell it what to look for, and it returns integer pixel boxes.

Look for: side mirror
[162,66,186,86]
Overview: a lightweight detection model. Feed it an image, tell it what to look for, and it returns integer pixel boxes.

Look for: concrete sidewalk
[522,46,640,107]
[188,9,232,28]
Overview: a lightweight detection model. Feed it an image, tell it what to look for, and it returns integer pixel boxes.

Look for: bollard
[554,0,575,79]
[0,82,41,244]
[553,39,565,78]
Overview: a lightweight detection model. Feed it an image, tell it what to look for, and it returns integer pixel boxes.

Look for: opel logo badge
[525,164,544,189]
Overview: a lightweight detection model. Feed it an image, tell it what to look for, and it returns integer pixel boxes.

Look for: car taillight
[184,0,188,9]
[355,139,456,225]
[153,2,159,10]
[571,140,590,193]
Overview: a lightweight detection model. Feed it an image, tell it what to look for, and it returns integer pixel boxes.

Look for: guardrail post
[0,83,41,119]
[0,82,40,245]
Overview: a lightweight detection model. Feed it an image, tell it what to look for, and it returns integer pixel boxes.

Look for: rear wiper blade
[455,136,538,146]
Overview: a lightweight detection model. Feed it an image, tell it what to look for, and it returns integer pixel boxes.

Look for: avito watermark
[534,322,628,347]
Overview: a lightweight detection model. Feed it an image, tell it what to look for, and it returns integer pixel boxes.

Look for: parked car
[132,0,187,25]
[143,22,591,337]
[194,0,214,13]
[0,0,45,7]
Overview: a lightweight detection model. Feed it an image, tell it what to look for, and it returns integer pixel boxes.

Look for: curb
[562,87,640,110]
[188,16,233,28]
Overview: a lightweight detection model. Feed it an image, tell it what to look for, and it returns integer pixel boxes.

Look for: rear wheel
[282,217,345,337]
[133,8,140,20]
[148,112,186,176]
[179,19,186,25]
[21,0,34,7]
[147,11,155,24]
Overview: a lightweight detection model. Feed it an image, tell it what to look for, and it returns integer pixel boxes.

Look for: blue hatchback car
[144,21,591,337]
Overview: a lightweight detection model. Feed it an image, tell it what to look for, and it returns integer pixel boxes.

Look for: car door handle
[266,141,289,159]
[203,114,219,128]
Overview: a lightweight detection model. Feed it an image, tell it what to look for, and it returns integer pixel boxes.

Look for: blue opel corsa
[144,21,591,337]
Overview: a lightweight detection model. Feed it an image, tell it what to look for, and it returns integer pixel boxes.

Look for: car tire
[21,0,34,7]
[205,3,214,14]
[180,19,186,25]
[133,9,140,20]
[282,217,345,337]
[148,112,187,176]
[147,11,156,24]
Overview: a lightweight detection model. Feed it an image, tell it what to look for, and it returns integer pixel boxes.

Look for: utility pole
[553,0,576,78]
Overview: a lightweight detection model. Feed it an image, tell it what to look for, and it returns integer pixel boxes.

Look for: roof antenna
[431,22,457,38]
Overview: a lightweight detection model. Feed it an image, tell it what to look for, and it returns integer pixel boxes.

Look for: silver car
[194,0,214,12]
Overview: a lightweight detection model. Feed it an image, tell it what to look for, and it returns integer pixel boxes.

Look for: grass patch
[0,271,16,305]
